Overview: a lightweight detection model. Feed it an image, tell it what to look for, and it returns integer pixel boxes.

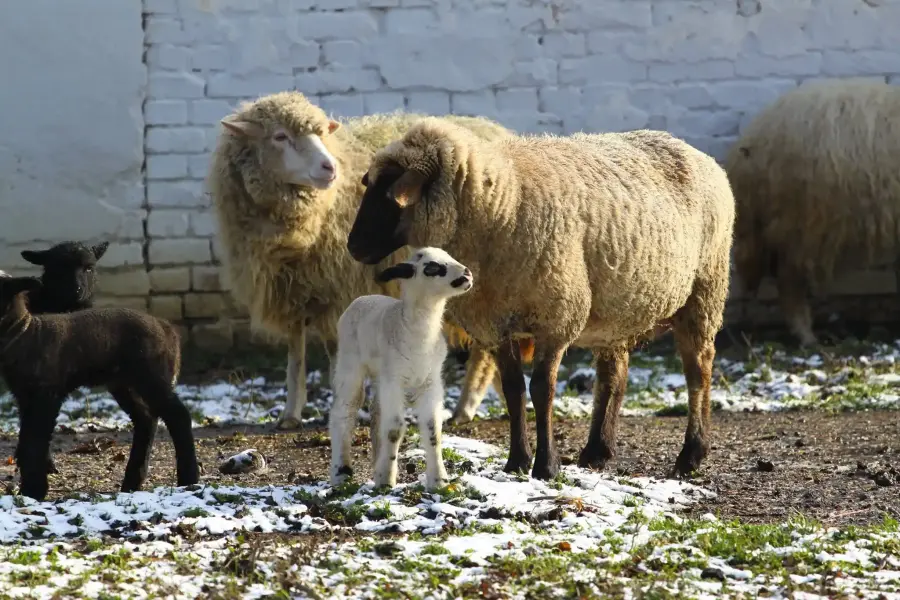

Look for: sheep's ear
[376,263,416,283]
[20,250,47,266]
[327,120,341,134]
[92,241,110,260]
[7,277,41,295]
[220,117,265,138]
[389,170,428,208]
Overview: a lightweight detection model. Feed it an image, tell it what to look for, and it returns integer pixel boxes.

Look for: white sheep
[328,247,473,490]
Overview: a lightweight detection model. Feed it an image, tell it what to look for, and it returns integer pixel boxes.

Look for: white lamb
[328,247,474,490]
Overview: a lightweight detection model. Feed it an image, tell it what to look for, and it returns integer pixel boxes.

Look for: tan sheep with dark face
[726,78,900,347]
[348,119,736,480]
[207,91,518,429]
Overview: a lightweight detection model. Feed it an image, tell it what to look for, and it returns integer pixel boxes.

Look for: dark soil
[1,409,898,527]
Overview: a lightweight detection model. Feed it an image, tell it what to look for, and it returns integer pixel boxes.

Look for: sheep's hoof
[673,437,709,478]
[503,449,533,476]
[531,450,560,481]
[577,443,615,471]
[272,414,304,431]
[447,410,474,426]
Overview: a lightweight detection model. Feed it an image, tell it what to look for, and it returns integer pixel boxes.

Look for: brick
[822,50,900,77]
[206,74,294,98]
[734,53,823,78]
[192,265,223,291]
[496,88,538,113]
[188,155,211,180]
[318,94,365,118]
[296,12,378,41]
[288,41,320,70]
[189,99,234,125]
[145,17,189,44]
[667,85,715,110]
[192,320,234,351]
[557,3,652,31]
[147,181,207,208]
[560,56,646,85]
[146,45,191,71]
[539,32,586,57]
[149,238,212,265]
[406,91,450,115]
[539,87,582,116]
[150,267,191,292]
[649,61,735,83]
[368,0,400,6]
[364,92,405,115]
[146,127,208,154]
[144,0,178,13]
[148,72,206,99]
[706,80,797,111]
[322,40,362,68]
[101,242,145,269]
[308,68,382,94]
[451,91,497,117]
[190,211,217,237]
[98,269,151,296]
[586,31,637,55]
[147,155,189,180]
[503,59,558,87]
[192,45,230,70]
[145,100,188,126]
[673,111,739,138]
[95,296,148,312]
[383,8,441,35]
[148,209,191,237]
[149,295,184,322]
[185,292,227,319]
[500,112,563,135]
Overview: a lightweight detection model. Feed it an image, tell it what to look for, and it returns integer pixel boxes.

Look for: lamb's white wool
[329,247,474,490]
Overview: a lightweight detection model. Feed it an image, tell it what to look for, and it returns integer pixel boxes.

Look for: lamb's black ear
[92,241,110,260]
[20,250,47,266]
[2,277,41,298]
[376,263,416,283]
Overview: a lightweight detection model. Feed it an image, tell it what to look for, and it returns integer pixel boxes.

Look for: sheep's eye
[273,132,288,142]
[423,261,446,277]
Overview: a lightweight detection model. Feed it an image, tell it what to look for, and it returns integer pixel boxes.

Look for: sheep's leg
[529,344,566,480]
[17,398,61,501]
[450,344,497,424]
[776,263,817,347]
[329,356,365,486]
[496,338,533,474]
[372,380,405,489]
[111,385,159,493]
[671,325,716,477]
[276,328,308,430]
[418,380,449,490]
[578,348,630,470]
[145,385,200,487]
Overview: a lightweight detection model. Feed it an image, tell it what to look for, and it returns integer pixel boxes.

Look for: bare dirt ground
[3,407,897,528]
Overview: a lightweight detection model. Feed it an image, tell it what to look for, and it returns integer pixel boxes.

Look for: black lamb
[0,276,200,501]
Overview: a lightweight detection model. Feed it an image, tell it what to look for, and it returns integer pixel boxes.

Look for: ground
[0,335,898,599]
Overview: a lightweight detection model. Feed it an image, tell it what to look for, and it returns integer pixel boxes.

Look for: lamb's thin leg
[496,338,532,474]
[578,348,630,470]
[372,380,406,489]
[111,385,159,493]
[776,263,817,347]
[672,323,716,477]
[329,356,365,486]
[17,397,61,501]
[276,328,308,430]
[529,344,566,480]
[418,380,449,490]
[148,386,200,487]
[450,344,497,424]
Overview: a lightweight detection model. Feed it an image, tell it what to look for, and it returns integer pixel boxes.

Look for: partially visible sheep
[725,79,900,346]
[20,240,109,314]
[330,247,473,490]
[12,240,110,475]
[207,91,513,430]
[348,120,736,480]
[0,276,199,501]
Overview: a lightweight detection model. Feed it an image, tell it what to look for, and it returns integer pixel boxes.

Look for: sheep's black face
[21,241,109,310]
[348,167,420,265]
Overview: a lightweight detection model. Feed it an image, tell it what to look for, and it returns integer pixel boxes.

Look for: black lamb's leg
[111,385,158,493]
[156,390,200,487]
[18,397,62,501]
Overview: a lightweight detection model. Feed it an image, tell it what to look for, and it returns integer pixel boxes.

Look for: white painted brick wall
[135,0,900,339]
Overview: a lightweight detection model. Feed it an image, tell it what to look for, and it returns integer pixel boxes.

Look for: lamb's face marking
[376,247,473,299]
